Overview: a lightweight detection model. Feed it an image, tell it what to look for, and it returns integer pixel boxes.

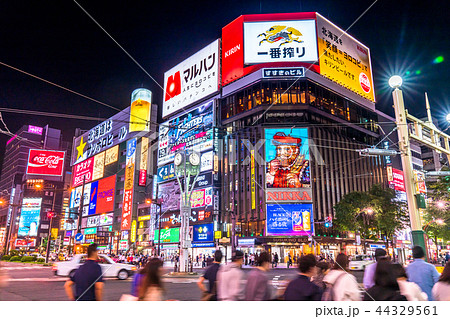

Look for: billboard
[105,145,119,166]
[72,103,150,165]
[157,163,176,183]
[162,39,219,118]
[191,187,213,208]
[93,152,105,181]
[130,88,152,133]
[99,213,114,226]
[18,198,42,237]
[154,227,180,243]
[265,128,311,202]
[121,139,136,230]
[158,100,214,166]
[158,180,181,212]
[26,149,65,176]
[97,175,116,214]
[391,168,406,192]
[266,203,313,236]
[316,14,375,102]
[72,157,94,188]
[88,181,98,215]
[193,223,214,242]
[243,20,318,64]
[28,125,43,135]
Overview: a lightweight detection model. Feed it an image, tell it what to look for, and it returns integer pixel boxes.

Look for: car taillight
[52,263,57,271]
[131,266,137,271]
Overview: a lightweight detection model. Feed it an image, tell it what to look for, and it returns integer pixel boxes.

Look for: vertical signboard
[121,138,136,230]
[251,150,256,210]
[93,152,105,181]
[130,220,137,243]
[139,137,149,186]
[89,181,99,216]
[316,13,375,102]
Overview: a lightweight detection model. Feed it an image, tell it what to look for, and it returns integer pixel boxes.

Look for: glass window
[97,256,111,264]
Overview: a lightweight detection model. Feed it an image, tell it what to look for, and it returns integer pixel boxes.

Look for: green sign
[84,227,97,235]
[154,228,180,243]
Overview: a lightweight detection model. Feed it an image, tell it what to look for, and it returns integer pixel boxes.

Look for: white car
[53,254,136,280]
[349,255,375,271]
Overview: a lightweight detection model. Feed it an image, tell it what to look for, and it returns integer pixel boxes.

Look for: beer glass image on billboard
[129,88,152,132]
[265,128,310,188]
[292,210,303,231]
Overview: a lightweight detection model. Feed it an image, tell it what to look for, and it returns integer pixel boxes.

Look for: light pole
[390,75,428,256]
[45,210,56,263]
[174,150,200,272]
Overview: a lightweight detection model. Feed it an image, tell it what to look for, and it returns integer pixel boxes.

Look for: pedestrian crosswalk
[1,266,43,270]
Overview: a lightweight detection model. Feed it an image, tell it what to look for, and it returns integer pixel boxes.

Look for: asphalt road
[0,262,364,301]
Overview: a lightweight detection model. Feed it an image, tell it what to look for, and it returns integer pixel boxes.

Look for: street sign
[75,233,84,242]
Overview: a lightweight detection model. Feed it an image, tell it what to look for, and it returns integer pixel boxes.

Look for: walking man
[197,250,222,301]
[406,246,440,301]
[217,250,245,300]
[64,243,104,301]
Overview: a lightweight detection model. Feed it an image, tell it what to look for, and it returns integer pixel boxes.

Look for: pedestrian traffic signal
[324,222,331,228]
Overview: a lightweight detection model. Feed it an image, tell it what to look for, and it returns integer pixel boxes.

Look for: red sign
[97,175,116,214]
[15,238,36,247]
[72,158,94,187]
[121,189,133,230]
[139,169,147,186]
[26,149,65,176]
[392,168,406,192]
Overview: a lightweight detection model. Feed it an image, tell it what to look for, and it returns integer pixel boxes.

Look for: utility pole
[389,76,450,258]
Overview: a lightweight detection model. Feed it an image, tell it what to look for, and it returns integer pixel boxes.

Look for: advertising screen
[99,213,114,226]
[158,180,181,212]
[191,187,213,208]
[18,198,42,237]
[265,128,312,203]
[72,157,94,188]
[121,139,136,230]
[26,149,65,176]
[154,227,180,243]
[193,223,214,242]
[88,181,98,216]
[162,39,219,118]
[266,203,313,236]
[243,20,318,64]
[97,175,116,214]
[316,14,375,102]
[158,100,214,166]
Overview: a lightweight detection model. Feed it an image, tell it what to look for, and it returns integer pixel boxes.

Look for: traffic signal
[47,211,56,219]
[324,216,333,228]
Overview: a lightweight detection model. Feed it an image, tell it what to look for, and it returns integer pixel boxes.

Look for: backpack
[322,272,347,301]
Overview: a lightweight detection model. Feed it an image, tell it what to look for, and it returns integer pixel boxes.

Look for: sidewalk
[162,262,296,270]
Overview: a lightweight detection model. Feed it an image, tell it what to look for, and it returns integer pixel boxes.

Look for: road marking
[1,266,47,270]
[6,277,132,282]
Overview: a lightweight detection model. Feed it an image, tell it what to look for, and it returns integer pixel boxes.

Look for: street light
[389,75,403,88]
[436,201,446,209]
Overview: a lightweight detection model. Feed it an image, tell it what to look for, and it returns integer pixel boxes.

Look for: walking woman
[432,262,450,301]
[139,258,164,301]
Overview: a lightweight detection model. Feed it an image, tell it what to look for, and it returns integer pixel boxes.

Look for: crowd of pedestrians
[61,243,450,301]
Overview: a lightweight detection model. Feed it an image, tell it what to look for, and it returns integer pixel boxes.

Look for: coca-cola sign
[26,149,65,176]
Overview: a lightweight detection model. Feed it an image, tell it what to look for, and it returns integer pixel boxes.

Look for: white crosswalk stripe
[2,266,44,270]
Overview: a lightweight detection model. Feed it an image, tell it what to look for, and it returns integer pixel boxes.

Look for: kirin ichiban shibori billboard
[265,128,312,203]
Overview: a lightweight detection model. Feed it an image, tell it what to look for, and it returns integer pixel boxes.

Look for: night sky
[0,0,449,164]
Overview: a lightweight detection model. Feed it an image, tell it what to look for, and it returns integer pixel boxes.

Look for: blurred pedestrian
[197,250,222,301]
[432,261,450,301]
[138,258,164,301]
[363,248,387,289]
[64,243,103,301]
[364,259,407,301]
[284,254,322,301]
[406,246,440,301]
[245,251,272,301]
[217,250,245,301]
[274,252,279,267]
[312,261,330,290]
[323,253,360,301]
[391,263,427,301]
[131,263,147,297]
[287,254,292,268]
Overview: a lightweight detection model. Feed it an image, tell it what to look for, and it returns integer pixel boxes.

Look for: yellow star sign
[76,136,86,160]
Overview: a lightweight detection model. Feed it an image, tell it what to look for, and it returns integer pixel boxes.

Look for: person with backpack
[283,254,323,301]
[197,250,222,301]
[322,253,361,301]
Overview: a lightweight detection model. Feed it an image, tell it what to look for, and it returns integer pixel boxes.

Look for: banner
[97,175,116,214]
[26,149,65,176]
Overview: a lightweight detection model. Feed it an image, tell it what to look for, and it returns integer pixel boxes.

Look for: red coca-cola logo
[31,155,62,168]
[27,150,65,176]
